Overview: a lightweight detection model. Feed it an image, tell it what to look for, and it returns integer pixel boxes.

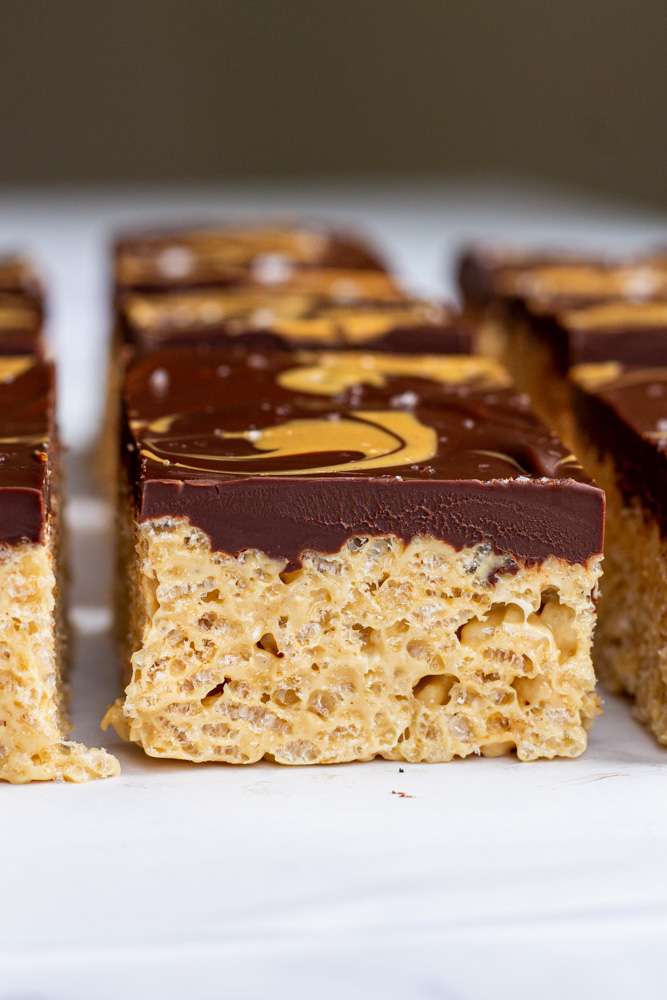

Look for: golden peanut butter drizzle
[0,356,34,383]
[0,434,48,445]
[562,301,667,330]
[271,312,409,344]
[140,409,437,476]
[500,264,667,299]
[0,306,37,329]
[126,291,314,331]
[177,227,326,262]
[288,270,404,300]
[127,292,422,341]
[278,352,510,396]
[569,362,667,394]
[569,361,623,391]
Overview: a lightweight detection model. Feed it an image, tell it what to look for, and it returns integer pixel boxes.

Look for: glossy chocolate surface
[114,222,389,294]
[123,348,604,568]
[572,364,667,531]
[121,290,473,355]
[0,358,54,544]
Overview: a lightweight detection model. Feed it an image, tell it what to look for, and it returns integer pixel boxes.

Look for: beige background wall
[1,0,665,207]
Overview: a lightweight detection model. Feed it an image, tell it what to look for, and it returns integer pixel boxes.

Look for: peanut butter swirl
[277,352,509,396]
[140,410,437,476]
[125,290,431,344]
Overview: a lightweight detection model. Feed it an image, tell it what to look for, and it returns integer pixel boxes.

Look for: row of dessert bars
[460,244,667,743]
[1,222,665,782]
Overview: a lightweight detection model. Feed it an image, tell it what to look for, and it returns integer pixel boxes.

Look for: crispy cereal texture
[573,440,667,742]
[105,516,601,763]
[0,541,120,783]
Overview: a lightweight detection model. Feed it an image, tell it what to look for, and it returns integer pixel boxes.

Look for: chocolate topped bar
[458,244,667,313]
[0,356,54,544]
[120,290,473,354]
[571,363,667,530]
[0,355,119,782]
[124,348,603,569]
[114,222,390,294]
[570,362,667,745]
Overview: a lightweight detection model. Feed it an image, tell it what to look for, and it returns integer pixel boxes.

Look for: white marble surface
[2,180,667,1000]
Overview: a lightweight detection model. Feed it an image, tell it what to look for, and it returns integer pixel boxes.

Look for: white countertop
[2,179,667,1000]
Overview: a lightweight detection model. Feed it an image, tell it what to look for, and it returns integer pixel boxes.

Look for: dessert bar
[104,348,604,764]
[0,357,118,782]
[458,244,667,317]
[120,289,474,354]
[508,298,667,441]
[114,222,391,295]
[571,363,667,742]
[458,244,667,433]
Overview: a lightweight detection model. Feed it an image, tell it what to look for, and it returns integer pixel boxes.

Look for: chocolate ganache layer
[0,357,54,545]
[123,348,604,569]
[572,363,667,533]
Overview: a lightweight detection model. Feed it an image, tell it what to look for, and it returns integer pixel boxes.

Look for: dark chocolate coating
[123,348,604,569]
[114,222,389,294]
[0,359,54,545]
[572,366,667,533]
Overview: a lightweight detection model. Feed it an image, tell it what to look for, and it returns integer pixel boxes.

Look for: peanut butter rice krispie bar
[0,358,118,782]
[571,363,667,744]
[104,348,604,764]
[457,244,667,434]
